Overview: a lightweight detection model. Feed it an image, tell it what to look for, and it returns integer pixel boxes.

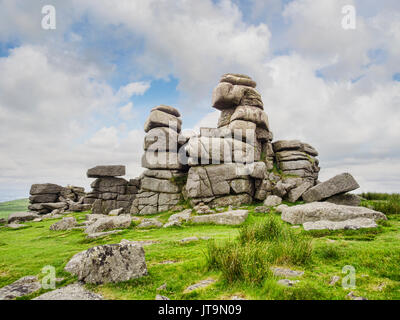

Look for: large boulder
[7,212,38,224]
[30,183,63,195]
[190,210,248,225]
[141,151,184,170]
[220,73,257,88]
[141,177,180,194]
[144,127,180,152]
[281,202,387,225]
[151,105,181,117]
[85,215,132,234]
[144,110,182,133]
[87,165,126,178]
[325,193,361,207]
[302,173,360,203]
[230,105,270,129]
[64,243,147,284]
[29,194,58,203]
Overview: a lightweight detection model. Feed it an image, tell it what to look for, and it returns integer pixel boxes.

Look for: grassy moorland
[0,199,29,220]
[0,197,399,300]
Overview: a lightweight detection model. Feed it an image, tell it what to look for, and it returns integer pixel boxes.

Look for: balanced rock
[144,110,182,133]
[87,165,126,178]
[64,243,148,284]
[302,173,360,203]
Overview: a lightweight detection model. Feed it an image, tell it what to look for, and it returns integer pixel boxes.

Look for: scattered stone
[84,215,132,234]
[271,267,304,278]
[302,173,360,203]
[33,218,42,222]
[159,260,177,265]
[120,239,160,247]
[303,218,378,231]
[347,291,368,300]
[329,276,340,286]
[231,295,246,300]
[163,220,182,228]
[168,209,192,223]
[184,279,216,293]
[155,294,170,300]
[264,195,282,207]
[33,283,103,300]
[64,243,148,284]
[49,217,77,231]
[157,283,167,291]
[254,206,270,213]
[137,218,163,229]
[281,202,387,225]
[7,212,38,224]
[194,204,213,214]
[275,204,289,213]
[5,223,28,229]
[0,276,41,300]
[190,210,248,225]
[86,230,124,239]
[180,237,199,243]
[277,279,300,287]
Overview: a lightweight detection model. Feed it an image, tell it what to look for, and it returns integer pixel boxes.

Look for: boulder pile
[130,106,188,215]
[84,165,139,215]
[28,183,89,214]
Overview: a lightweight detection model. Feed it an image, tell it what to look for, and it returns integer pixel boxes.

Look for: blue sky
[0,0,399,201]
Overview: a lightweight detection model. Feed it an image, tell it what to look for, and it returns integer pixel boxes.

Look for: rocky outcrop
[302,173,360,203]
[131,106,187,215]
[64,243,147,284]
[84,165,139,215]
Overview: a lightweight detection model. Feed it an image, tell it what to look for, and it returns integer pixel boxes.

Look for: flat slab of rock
[5,223,29,229]
[325,193,361,207]
[184,279,216,293]
[303,218,378,231]
[271,267,304,278]
[86,230,124,239]
[137,218,163,229]
[179,236,199,243]
[7,212,38,224]
[33,283,103,300]
[281,202,386,225]
[0,276,41,300]
[87,165,126,178]
[190,210,248,225]
[302,173,359,202]
[64,243,147,284]
[30,183,63,195]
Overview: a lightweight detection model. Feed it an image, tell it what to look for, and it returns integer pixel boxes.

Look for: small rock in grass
[5,223,28,229]
[109,208,124,216]
[33,283,103,300]
[163,220,182,228]
[155,294,170,300]
[157,283,167,291]
[50,217,77,231]
[264,195,282,207]
[86,230,124,239]
[254,206,270,213]
[180,236,199,243]
[275,204,289,213]
[137,218,163,229]
[277,279,300,287]
[184,279,216,293]
[347,291,368,300]
[271,267,304,278]
[329,276,340,286]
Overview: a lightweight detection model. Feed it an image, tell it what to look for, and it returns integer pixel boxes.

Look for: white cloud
[117,82,150,99]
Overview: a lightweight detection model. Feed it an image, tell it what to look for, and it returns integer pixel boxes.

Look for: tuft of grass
[206,215,313,284]
[360,193,400,201]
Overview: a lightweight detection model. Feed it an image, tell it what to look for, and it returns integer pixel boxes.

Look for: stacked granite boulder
[130,105,187,215]
[84,165,139,215]
[28,183,89,214]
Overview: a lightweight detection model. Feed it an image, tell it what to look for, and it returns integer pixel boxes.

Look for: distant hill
[0,198,29,220]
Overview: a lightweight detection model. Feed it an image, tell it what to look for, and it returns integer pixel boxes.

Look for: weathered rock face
[84,165,139,215]
[64,243,148,284]
[302,173,360,203]
[190,210,249,225]
[28,183,87,215]
[0,276,41,300]
[144,109,182,133]
[281,202,387,225]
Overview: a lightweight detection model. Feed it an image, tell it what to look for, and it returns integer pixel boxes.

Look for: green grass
[0,197,399,300]
[0,199,29,220]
